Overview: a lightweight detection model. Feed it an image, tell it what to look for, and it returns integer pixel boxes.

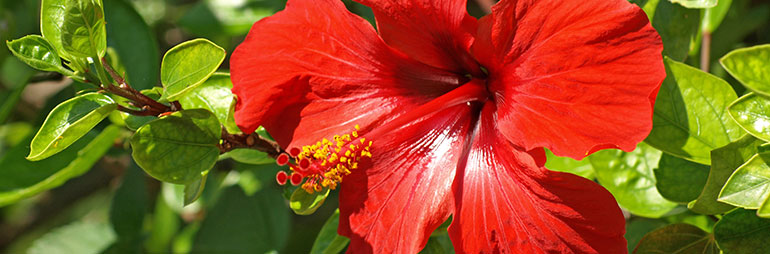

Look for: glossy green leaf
[130,109,221,184]
[178,73,239,133]
[104,0,160,90]
[40,0,72,60]
[759,196,770,218]
[183,172,208,206]
[689,135,763,214]
[160,38,225,101]
[27,92,117,161]
[0,125,120,206]
[544,148,594,179]
[290,187,331,215]
[646,57,743,165]
[5,35,67,73]
[633,223,718,254]
[655,154,710,203]
[60,0,107,58]
[109,162,148,253]
[192,186,289,253]
[669,0,717,8]
[28,221,116,254]
[718,152,770,209]
[589,143,677,218]
[420,234,454,254]
[721,45,770,96]
[311,209,350,254]
[701,0,733,33]
[729,93,770,142]
[633,0,699,61]
[714,208,770,254]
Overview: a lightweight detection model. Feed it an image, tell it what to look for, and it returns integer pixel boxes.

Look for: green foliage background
[0,0,769,253]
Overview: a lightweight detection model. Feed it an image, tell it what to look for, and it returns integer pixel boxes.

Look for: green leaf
[290,188,330,215]
[104,0,160,90]
[689,135,763,214]
[28,221,116,254]
[192,186,289,253]
[633,0,699,61]
[759,196,770,218]
[714,208,770,254]
[655,154,710,203]
[625,218,669,252]
[27,92,117,161]
[701,0,733,33]
[221,148,274,165]
[544,148,594,179]
[633,223,718,254]
[183,172,208,206]
[720,45,770,96]
[718,152,770,209]
[0,125,120,206]
[0,60,33,124]
[646,57,743,165]
[179,0,278,37]
[420,234,454,254]
[669,0,717,8]
[311,209,350,254]
[589,143,677,218]
[160,38,225,101]
[41,0,73,60]
[109,162,148,253]
[130,109,221,184]
[728,93,770,142]
[60,0,107,59]
[178,73,239,133]
[5,35,67,73]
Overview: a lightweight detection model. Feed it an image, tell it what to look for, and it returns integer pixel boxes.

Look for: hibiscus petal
[231,0,463,146]
[355,0,479,74]
[448,103,627,253]
[338,104,475,253]
[472,0,665,159]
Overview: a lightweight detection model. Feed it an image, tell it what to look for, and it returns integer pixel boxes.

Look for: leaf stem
[218,129,283,157]
[700,31,711,72]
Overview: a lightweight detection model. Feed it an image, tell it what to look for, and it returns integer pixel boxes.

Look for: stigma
[275,125,373,193]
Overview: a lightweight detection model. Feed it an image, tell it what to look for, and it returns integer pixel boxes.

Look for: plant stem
[218,129,283,158]
[701,31,711,72]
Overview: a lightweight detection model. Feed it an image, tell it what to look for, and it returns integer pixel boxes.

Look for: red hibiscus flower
[231,0,665,253]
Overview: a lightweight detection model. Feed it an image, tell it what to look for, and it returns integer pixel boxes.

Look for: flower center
[275,125,373,193]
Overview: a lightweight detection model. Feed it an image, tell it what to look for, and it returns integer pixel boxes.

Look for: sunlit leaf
[728,93,770,142]
[669,0,717,8]
[718,152,770,209]
[589,143,677,218]
[27,92,117,161]
[60,0,107,58]
[720,45,770,96]
[290,188,330,215]
[5,35,67,73]
[646,57,743,165]
[544,148,594,179]
[178,73,239,133]
[690,135,763,214]
[160,38,225,101]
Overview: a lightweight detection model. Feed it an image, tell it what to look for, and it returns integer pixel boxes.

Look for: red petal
[449,103,627,253]
[338,105,474,253]
[231,0,463,146]
[355,0,479,74]
[472,0,665,159]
